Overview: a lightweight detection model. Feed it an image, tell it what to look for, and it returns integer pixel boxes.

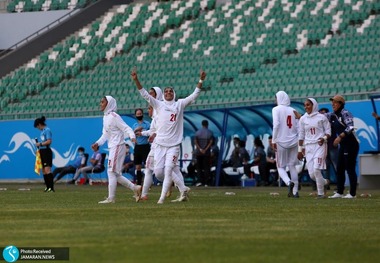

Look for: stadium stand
[6,0,92,12]
[0,0,379,120]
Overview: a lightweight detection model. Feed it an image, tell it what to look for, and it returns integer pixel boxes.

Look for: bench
[359,153,380,189]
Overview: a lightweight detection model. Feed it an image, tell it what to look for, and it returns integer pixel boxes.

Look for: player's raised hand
[131,66,143,90]
[197,68,206,89]
[131,66,138,81]
[200,70,206,81]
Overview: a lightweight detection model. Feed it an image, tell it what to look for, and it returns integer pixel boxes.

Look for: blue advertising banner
[0,116,136,181]
[0,100,378,182]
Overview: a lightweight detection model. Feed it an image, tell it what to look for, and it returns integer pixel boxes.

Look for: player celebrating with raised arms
[92,96,142,204]
[131,68,206,204]
[137,88,184,201]
[297,98,331,198]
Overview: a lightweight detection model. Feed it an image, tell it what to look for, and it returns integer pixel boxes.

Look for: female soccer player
[132,69,206,204]
[272,91,299,197]
[92,96,141,204]
[297,98,331,198]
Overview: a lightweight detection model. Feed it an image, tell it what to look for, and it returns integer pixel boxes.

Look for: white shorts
[276,144,298,168]
[154,144,180,170]
[305,143,327,171]
[107,143,126,174]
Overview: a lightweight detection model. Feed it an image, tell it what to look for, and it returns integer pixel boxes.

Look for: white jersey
[96,96,136,148]
[139,87,201,147]
[299,112,331,146]
[272,91,298,148]
[299,98,330,170]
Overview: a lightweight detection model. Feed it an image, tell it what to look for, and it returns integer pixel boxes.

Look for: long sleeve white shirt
[272,91,298,148]
[96,112,136,148]
[299,113,331,145]
[139,87,201,147]
[298,98,331,145]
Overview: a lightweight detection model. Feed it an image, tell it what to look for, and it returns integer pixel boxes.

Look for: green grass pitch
[1,183,379,263]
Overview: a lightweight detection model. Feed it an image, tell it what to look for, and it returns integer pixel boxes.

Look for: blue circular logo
[3,246,19,263]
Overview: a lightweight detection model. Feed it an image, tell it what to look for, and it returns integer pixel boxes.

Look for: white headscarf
[104,95,117,115]
[307,97,319,117]
[163,87,176,105]
[152,87,163,101]
[162,87,179,114]
[275,91,290,106]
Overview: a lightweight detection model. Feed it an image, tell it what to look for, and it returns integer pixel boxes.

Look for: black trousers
[53,166,76,181]
[196,154,211,185]
[336,141,359,196]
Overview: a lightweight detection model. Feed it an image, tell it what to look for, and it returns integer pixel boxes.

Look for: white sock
[277,167,290,186]
[288,165,298,195]
[142,168,153,197]
[116,173,135,191]
[159,175,172,201]
[314,169,325,196]
[107,171,117,201]
[172,166,186,192]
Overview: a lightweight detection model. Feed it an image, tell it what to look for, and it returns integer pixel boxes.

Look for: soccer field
[1,184,379,263]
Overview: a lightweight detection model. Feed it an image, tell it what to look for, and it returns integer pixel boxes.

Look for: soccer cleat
[140,196,149,201]
[98,198,115,204]
[195,182,202,187]
[46,188,55,192]
[157,199,164,204]
[133,185,142,202]
[293,192,299,198]
[328,193,344,199]
[287,182,295,197]
[342,194,356,199]
[178,187,190,202]
[44,187,48,192]
[316,195,326,199]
